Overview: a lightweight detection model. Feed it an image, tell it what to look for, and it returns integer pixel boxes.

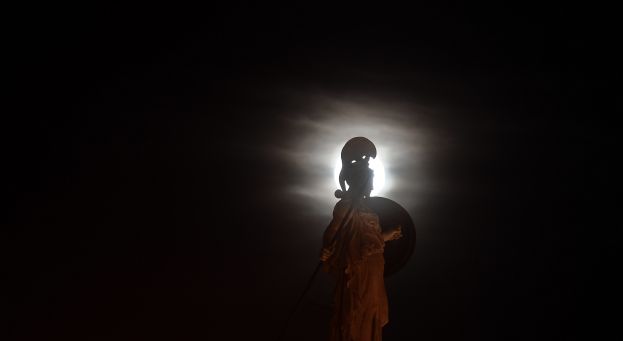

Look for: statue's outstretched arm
[382,225,403,242]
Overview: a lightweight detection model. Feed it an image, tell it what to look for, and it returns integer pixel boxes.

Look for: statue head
[335,137,377,199]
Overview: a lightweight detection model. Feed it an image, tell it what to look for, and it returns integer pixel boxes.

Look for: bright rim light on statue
[334,157,387,196]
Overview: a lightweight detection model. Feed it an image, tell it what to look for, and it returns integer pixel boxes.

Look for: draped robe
[322,198,389,341]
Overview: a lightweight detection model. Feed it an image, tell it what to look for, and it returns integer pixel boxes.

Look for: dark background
[5,4,615,341]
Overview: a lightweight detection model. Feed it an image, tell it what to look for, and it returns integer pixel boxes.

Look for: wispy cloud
[268,93,444,216]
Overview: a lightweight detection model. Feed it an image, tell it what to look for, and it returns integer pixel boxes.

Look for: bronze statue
[320,137,409,341]
[280,137,415,341]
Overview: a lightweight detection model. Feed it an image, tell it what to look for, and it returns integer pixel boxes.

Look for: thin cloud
[270,94,444,216]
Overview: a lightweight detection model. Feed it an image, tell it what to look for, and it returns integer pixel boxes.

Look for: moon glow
[333,157,387,196]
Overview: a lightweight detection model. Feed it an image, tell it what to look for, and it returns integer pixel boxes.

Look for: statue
[280,137,415,341]
[320,137,413,341]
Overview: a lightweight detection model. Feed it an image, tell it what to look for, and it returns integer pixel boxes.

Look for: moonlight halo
[333,156,387,196]
[280,96,432,217]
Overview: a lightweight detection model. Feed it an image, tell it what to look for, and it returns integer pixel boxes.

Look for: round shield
[364,196,415,277]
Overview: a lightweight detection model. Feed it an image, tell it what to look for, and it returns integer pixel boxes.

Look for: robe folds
[322,199,389,341]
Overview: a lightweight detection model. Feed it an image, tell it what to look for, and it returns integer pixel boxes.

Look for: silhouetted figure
[321,137,402,341]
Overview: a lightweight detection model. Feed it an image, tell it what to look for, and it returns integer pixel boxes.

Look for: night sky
[5,4,615,341]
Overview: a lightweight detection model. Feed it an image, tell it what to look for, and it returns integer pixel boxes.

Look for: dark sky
[5,4,615,341]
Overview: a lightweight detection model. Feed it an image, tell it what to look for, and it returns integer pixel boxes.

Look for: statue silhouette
[321,137,401,341]
[281,137,415,341]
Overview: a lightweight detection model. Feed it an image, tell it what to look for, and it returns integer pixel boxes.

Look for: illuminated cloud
[273,94,442,216]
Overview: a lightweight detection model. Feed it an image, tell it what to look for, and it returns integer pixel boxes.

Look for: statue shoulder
[333,199,353,218]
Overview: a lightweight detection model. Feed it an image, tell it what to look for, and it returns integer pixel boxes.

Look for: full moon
[334,157,387,196]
